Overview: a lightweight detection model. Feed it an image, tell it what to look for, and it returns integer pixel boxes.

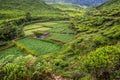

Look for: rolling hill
[0,0,52,10]
[0,0,58,23]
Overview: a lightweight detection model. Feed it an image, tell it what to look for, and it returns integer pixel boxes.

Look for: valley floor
[0,20,74,63]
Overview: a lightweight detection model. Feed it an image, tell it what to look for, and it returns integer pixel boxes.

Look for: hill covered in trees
[0,0,60,23]
[0,0,52,10]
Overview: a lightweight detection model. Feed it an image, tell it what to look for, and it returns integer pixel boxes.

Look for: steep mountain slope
[44,0,108,6]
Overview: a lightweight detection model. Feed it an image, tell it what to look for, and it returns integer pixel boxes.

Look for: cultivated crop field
[17,37,63,55]
[24,27,51,35]
[0,47,27,60]
[48,33,74,42]
[24,21,74,42]
[0,20,74,59]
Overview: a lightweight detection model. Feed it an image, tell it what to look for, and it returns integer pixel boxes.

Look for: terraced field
[20,21,75,55]
[24,23,51,35]
[0,47,27,62]
[24,21,74,42]
[17,37,62,55]
[48,33,74,42]
[0,21,74,59]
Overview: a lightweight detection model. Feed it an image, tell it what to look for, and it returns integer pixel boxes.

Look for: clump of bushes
[0,41,8,47]
[33,31,44,36]
[0,55,54,80]
[82,46,120,80]
[93,17,104,26]
[93,35,108,46]
[103,25,120,39]
[0,63,28,80]
[0,21,24,40]
[0,55,32,80]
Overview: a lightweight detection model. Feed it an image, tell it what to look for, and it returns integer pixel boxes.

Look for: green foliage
[17,37,62,55]
[0,47,27,61]
[24,21,74,42]
[0,22,24,40]
[0,54,56,80]
[103,25,120,39]
[0,63,27,80]
[93,35,108,46]
[82,46,120,80]
[97,0,120,16]
[33,31,45,36]
[0,55,32,80]
[0,0,57,20]
[25,12,32,21]
[81,75,95,80]
[1,0,120,80]
[93,17,104,26]
[13,41,38,56]
[48,33,74,42]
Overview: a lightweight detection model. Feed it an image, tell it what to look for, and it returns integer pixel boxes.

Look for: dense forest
[0,0,120,80]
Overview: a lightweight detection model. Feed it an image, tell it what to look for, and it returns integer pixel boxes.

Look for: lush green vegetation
[17,38,62,55]
[47,2,86,17]
[24,27,51,35]
[48,33,74,42]
[24,21,74,42]
[0,47,26,59]
[82,46,120,79]
[0,0,120,80]
[0,0,60,22]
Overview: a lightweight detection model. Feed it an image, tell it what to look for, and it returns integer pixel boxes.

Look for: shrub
[33,31,44,36]
[0,63,28,80]
[0,41,8,47]
[0,21,24,40]
[93,36,108,46]
[82,46,120,80]
[25,12,32,21]
[93,17,104,26]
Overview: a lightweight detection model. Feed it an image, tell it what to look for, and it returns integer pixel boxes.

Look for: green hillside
[0,0,120,80]
[0,0,60,23]
[46,2,83,11]
[96,0,120,16]
[46,2,86,17]
[57,0,120,79]
[0,0,51,10]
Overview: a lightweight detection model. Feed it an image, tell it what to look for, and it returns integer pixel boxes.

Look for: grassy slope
[46,2,86,17]
[0,1,84,24]
[0,47,27,58]
[0,0,59,23]
[47,2,82,11]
